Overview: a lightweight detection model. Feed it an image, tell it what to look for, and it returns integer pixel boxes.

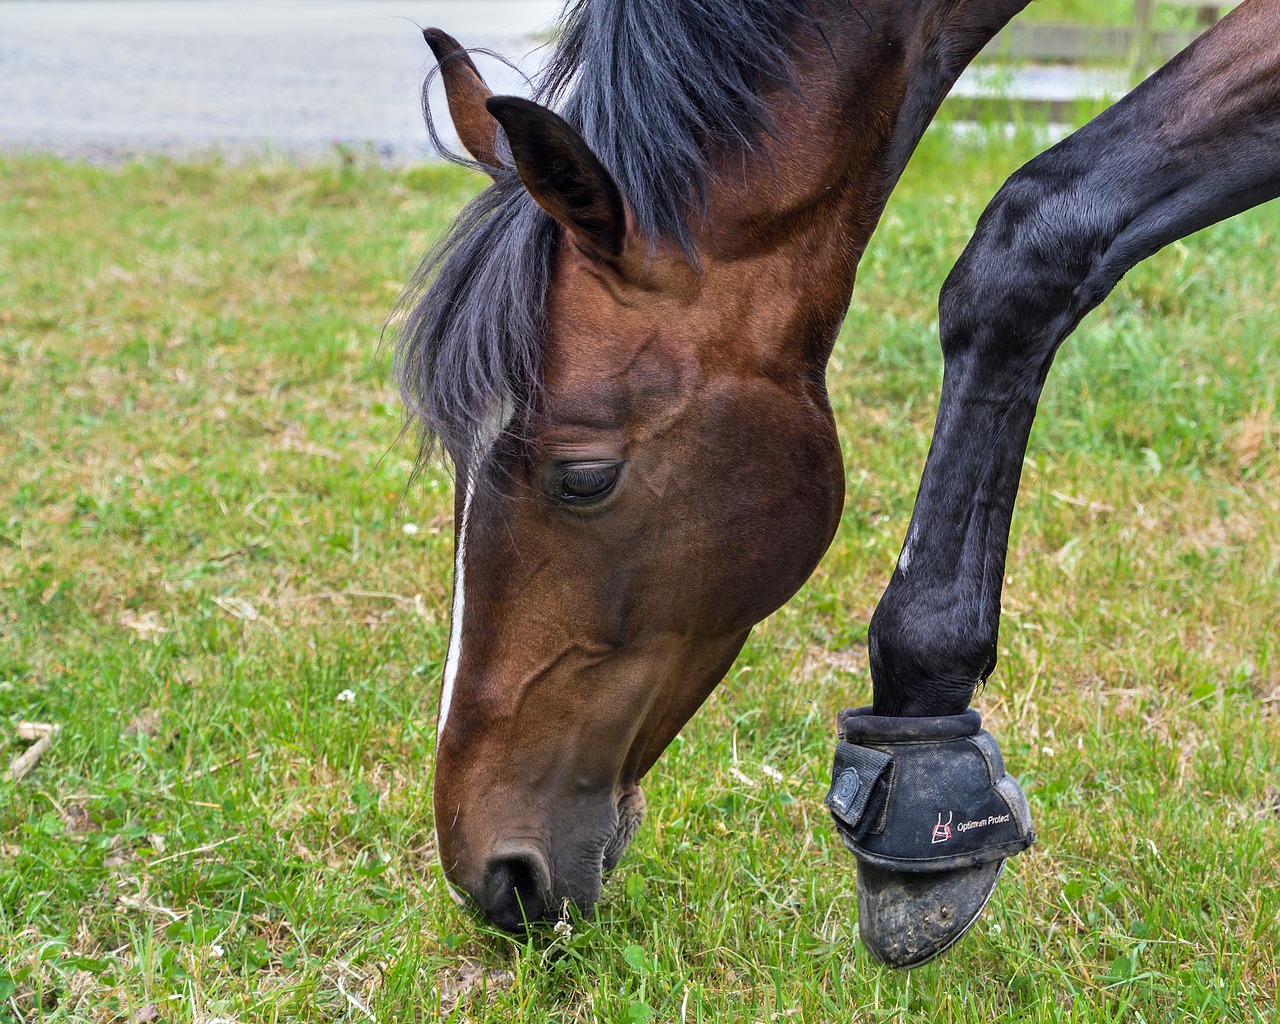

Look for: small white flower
[1041,746,1055,757]
[761,764,783,782]
[210,944,224,959]
[401,522,419,535]
[553,920,573,937]
[336,689,356,703]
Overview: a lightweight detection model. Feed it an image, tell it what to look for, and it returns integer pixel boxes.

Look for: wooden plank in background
[980,23,1202,62]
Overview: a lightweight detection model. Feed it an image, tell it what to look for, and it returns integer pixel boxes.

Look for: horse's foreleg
[869,0,1280,717]
[838,0,1280,968]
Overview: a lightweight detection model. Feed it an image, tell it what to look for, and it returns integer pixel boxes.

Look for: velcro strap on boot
[824,707,1034,873]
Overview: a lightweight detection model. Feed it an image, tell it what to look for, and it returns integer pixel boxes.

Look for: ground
[1,118,1278,1021]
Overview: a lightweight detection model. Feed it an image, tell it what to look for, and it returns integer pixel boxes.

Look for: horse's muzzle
[474,841,555,931]
[460,788,645,930]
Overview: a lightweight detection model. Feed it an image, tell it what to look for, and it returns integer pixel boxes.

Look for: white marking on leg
[438,473,475,740]
[898,524,919,575]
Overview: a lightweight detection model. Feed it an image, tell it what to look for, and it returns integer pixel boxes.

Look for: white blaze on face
[438,473,475,740]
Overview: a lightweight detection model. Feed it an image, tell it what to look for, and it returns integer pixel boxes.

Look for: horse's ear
[424,28,501,172]
[485,96,628,261]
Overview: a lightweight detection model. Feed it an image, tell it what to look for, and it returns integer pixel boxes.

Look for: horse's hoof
[824,707,1033,969]
[855,858,1004,969]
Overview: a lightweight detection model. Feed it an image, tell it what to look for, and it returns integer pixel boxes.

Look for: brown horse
[397,0,1030,929]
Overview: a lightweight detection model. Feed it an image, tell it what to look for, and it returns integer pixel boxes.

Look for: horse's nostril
[478,847,551,931]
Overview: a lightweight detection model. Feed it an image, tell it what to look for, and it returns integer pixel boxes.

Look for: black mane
[395,0,812,465]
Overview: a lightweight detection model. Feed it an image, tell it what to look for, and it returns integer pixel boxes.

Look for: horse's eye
[548,462,621,505]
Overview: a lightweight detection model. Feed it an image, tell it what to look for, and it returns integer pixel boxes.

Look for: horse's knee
[938,167,1103,371]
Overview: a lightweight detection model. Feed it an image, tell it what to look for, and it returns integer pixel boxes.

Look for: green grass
[1018,0,1237,29]
[2,123,1278,1022]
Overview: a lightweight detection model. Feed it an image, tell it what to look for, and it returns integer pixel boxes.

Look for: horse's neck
[700,0,1031,359]
[711,3,1029,258]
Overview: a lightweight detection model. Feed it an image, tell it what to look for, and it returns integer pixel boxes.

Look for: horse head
[403,0,1029,928]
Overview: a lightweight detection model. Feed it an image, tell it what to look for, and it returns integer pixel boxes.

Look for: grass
[1,117,1278,1022]
[1018,0,1235,28]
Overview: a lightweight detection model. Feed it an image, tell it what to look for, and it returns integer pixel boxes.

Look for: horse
[397,0,1031,931]
[396,0,1279,943]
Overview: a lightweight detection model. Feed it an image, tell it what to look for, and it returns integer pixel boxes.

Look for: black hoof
[825,707,1033,969]
[856,858,1004,969]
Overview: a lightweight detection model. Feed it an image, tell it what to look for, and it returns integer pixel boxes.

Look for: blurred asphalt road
[0,1,562,162]
[1,2,1130,163]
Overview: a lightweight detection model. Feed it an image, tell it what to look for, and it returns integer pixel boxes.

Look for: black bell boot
[825,707,1034,969]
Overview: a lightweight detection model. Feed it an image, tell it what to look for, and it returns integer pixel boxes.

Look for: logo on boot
[931,811,953,844]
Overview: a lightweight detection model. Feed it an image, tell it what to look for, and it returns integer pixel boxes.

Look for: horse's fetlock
[867,590,991,717]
